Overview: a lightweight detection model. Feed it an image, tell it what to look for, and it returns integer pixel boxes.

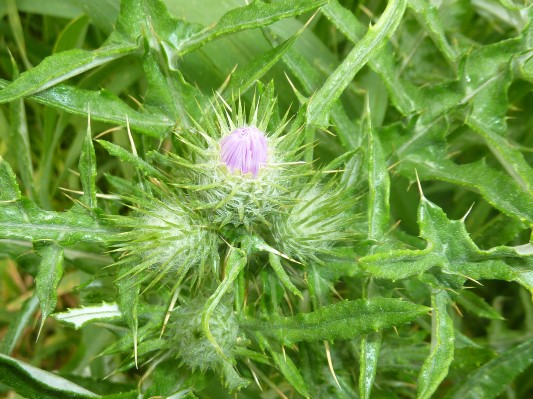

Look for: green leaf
[53,303,123,330]
[0,42,138,104]
[360,193,533,294]
[250,298,429,345]
[0,156,21,201]
[117,274,140,367]
[72,0,119,34]
[53,15,90,53]
[0,353,98,398]
[0,79,172,137]
[140,358,196,398]
[463,36,524,137]
[359,278,383,399]
[408,0,459,61]
[176,0,329,55]
[260,337,309,397]
[35,242,64,334]
[6,0,32,69]
[223,21,308,97]
[79,117,97,209]
[455,290,504,320]
[321,0,417,115]
[265,27,361,149]
[0,198,108,245]
[360,246,441,281]
[8,58,36,201]
[220,359,249,392]
[366,110,390,240]
[141,51,182,121]
[410,156,533,223]
[469,119,533,200]
[390,25,533,224]
[202,248,247,354]
[268,253,303,299]
[445,338,533,399]
[307,0,407,128]
[417,290,454,399]
[97,140,164,178]
[0,294,39,355]
[359,331,381,399]
[322,0,366,40]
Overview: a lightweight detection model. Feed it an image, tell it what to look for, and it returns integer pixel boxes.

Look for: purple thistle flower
[220,126,268,178]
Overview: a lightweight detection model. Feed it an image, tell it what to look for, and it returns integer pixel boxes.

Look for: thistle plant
[1,0,533,398]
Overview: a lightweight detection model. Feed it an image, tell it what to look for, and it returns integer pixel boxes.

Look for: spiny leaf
[265,28,361,149]
[35,243,64,336]
[307,0,407,128]
[0,353,98,398]
[53,302,123,330]
[455,290,504,321]
[0,198,108,245]
[445,338,533,399]
[391,24,533,223]
[0,42,138,104]
[223,25,306,98]
[8,54,35,201]
[202,248,247,355]
[0,79,172,137]
[408,0,459,61]
[250,298,429,345]
[79,116,97,209]
[267,253,303,299]
[469,119,533,200]
[259,336,309,397]
[359,331,381,399]
[117,273,140,368]
[0,156,21,201]
[360,193,533,294]
[322,0,418,115]
[359,278,382,399]
[176,0,329,55]
[407,156,533,223]
[0,294,39,355]
[366,109,390,241]
[417,290,454,399]
[97,140,164,178]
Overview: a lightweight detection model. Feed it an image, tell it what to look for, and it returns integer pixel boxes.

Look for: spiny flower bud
[169,88,307,229]
[170,298,238,371]
[220,126,268,178]
[273,182,356,264]
[109,190,218,289]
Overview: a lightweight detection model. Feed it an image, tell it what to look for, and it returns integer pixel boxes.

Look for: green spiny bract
[108,184,219,291]
[272,176,357,265]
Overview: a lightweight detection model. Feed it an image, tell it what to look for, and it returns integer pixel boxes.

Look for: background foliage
[0,0,532,398]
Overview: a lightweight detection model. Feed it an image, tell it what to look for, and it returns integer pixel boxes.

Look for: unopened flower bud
[220,126,268,178]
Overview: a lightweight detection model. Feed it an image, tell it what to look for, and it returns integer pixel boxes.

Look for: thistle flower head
[170,86,308,229]
[220,126,268,178]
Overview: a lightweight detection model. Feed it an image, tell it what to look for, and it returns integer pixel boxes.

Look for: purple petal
[220,126,268,177]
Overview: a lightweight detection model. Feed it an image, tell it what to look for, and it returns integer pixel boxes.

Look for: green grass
[0,0,532,398]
